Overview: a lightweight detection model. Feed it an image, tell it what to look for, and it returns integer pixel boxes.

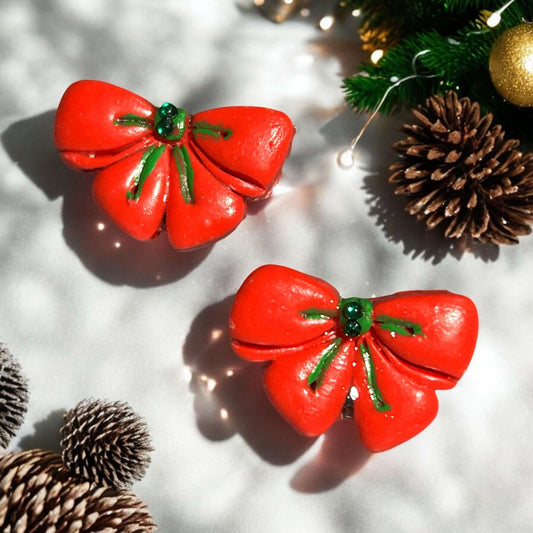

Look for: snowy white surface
[0,1,532,532]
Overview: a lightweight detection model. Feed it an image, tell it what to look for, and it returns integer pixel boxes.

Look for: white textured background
[0,1,532,532]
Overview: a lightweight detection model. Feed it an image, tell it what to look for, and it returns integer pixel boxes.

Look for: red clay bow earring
[54,80,295,250]
[229,265,478,452]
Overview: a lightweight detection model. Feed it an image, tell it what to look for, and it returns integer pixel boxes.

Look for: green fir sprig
[342,0,533,140]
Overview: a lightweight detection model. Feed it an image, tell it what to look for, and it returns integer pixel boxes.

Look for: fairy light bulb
[486,12,501,27]
[486,0,517,28]
[337,148,356,169]
[336,116,372,170]
[319,14,335,31]
[370,49,384,64]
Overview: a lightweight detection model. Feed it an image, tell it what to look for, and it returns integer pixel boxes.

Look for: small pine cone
[61,399,153,490]
[389,91,533,245]
[0,449,156,532]
[0,345,29,449]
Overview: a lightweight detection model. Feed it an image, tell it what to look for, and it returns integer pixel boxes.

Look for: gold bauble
[489,23,533,107]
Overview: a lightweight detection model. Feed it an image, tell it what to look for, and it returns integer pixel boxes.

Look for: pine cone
[0,345,29,449]
[61,399,152,490]
[0,449,156,532]
[389,91,533,245]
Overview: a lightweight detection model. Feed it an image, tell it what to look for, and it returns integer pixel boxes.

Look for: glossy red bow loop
[54,80,295,249]
[229,265,478,452]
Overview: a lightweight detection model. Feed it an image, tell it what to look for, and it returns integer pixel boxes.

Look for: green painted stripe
[299,308,338,320]
[376,314,425,337]
[173,144,195,204]
[193,121,233,140]
[114,113,152,129]
[359,342,391,412]
[126,144,165,201]
[307,338,342,390]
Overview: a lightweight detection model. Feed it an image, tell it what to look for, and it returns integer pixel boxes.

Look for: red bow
[229,265,478,452]
[54,80,295,249]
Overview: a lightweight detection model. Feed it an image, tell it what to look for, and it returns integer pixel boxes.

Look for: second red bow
[229,265,478,452]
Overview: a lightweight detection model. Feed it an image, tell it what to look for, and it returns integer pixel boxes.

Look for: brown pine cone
[389,91,533,245]
[61,399,153,490]
[0,449,156,532]
[0,345,29,449]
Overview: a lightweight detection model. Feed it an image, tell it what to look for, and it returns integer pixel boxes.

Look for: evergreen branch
[345,0,533,51]
[342,1,533,141]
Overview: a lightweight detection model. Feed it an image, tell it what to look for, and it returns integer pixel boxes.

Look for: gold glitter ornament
[489,23,533,107]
